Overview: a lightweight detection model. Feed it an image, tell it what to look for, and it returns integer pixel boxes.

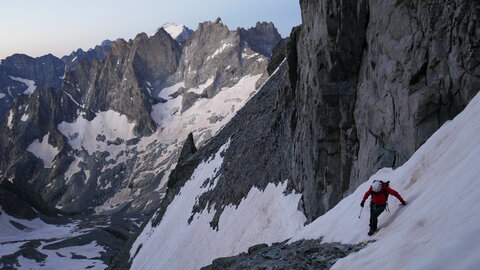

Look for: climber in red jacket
[360,180,407,236]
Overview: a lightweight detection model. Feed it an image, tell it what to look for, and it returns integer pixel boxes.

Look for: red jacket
[362,185,405,206]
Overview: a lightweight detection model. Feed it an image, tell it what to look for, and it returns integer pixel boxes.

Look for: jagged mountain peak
[238,21,282,58]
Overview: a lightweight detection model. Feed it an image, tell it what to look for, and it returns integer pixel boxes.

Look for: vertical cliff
[288,0,480,222]
[288,0,368,222]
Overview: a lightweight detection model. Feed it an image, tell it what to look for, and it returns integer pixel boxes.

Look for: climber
[360,180,406,236]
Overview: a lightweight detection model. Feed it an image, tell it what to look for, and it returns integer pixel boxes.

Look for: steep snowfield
[130,141,306,270]
[292,92,480,270]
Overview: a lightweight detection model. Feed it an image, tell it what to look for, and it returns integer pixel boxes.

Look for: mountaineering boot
[368,228,376,236]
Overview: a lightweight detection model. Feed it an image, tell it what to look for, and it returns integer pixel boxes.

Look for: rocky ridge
[0,54,65,118]
[202,240,365,270]
[61,40,113,70]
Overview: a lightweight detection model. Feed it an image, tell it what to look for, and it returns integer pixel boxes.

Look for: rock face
[63,29,182,136]
[0,54,65,118]
[239,22,283,58]
[288,0,368,222]
[202,240,365,270]
[170,19,279,112]
[350,0,480,190]
[0,87,79,214]
[288,0,480,222]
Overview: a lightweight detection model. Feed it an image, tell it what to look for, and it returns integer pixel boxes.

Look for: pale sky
[0,0,301,59]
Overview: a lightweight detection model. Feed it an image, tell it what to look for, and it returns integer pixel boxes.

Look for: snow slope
[26,133,59,168]
[130,141,306,270]
[292,92,480,270]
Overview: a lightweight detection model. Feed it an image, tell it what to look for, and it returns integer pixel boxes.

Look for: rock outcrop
[202,240,365,270]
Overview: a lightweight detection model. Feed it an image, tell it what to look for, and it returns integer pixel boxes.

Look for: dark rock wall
[63,29,182,136]
[351,0,480,189]
[239,22,282,58]
[288,0,480,222]
[288,0,368,222]
[0,54,65,118]
[0,87,79,214]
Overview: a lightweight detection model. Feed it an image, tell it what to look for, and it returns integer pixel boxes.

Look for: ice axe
[358,206,363,219]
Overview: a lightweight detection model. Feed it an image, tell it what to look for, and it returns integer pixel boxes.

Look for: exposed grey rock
[63,28,182,136]
[350,0,480,190]
[178,133,197,162]
[267,38,290,75]
[0,87,79,215]
[286,0,480,223]
[239,22,282,58]
[285,0,368,222]
[61,40,112,70]
[165,19,275,113]
[0,54,64,118]
[202,239,365,270]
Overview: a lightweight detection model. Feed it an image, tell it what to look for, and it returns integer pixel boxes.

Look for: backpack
[373,180,390,200]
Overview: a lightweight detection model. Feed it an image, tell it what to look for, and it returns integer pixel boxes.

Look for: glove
[360,201,365,207]
[402,201,407,206]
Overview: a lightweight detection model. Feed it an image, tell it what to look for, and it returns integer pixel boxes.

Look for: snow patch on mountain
[161,23,193,41]
[162,23,186,39]
[0,93,5,99]
[20,113,29,122]
[7,110,13,129]
[0,209,106,269]
[130,140,306,270]
[8,76,37,94]
[27,133,59,168]
[158,82,184,100]
[208,42,234,61]
[57,110,136,155]
[291,92,480,270]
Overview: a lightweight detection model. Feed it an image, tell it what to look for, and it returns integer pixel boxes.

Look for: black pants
[369,204,386,231]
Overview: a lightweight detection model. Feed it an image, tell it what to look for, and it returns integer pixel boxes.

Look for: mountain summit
[161,23,194,42]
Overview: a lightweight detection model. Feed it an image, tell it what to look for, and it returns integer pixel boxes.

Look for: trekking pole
[358,207,363,219]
